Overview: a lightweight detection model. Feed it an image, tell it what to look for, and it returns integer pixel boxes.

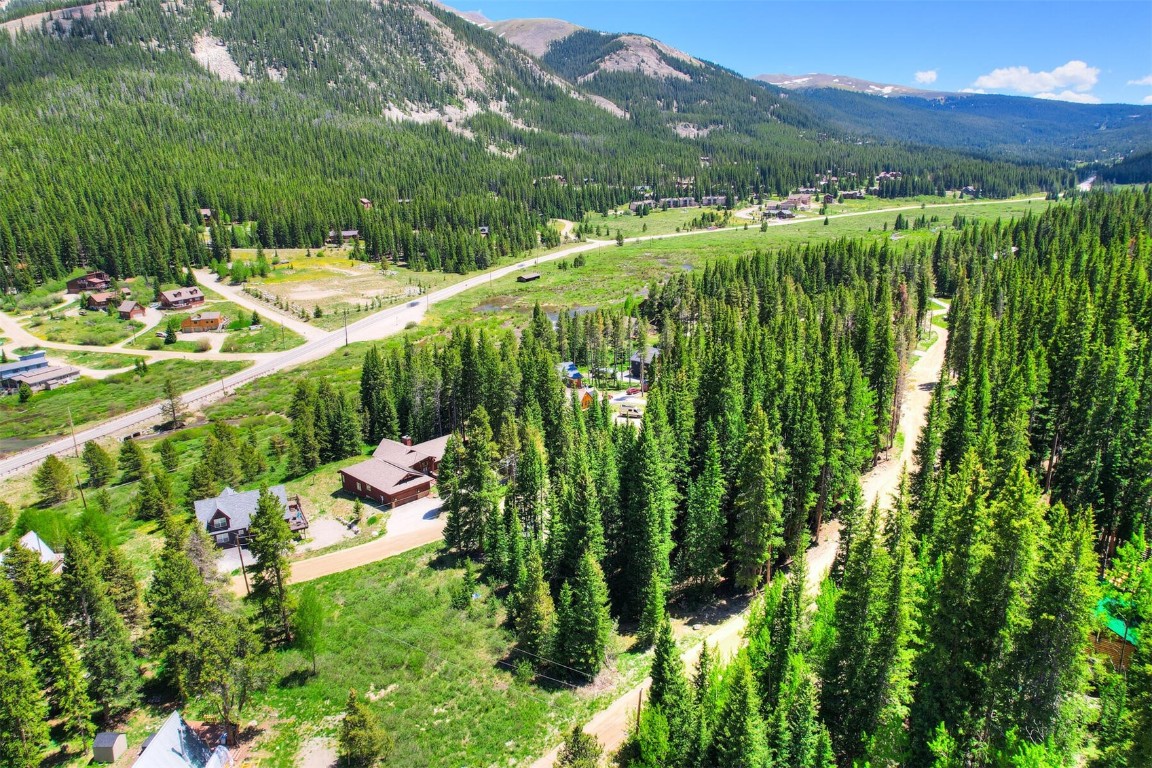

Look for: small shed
[93,732,127,763]
[517,273,541,283]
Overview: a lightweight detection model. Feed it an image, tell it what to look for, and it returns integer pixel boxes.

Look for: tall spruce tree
[82,441,116,488]
[732,405,787,591]
[247,486,297,643]
[0,577,49,768]
[554,549,612,678]
[707,654,767,768]
[676,422,726,596]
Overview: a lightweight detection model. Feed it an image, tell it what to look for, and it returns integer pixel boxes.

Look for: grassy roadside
[0,359,250,443]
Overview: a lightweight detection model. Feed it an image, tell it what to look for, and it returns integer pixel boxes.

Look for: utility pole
[67,407,80,459]
[344,308,349,347]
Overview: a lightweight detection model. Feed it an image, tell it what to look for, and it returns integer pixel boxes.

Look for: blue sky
[463,1,1152,105]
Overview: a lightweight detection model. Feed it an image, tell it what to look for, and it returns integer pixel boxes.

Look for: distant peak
[756,72,948,98]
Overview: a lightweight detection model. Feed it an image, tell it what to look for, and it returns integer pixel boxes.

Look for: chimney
[401,435,413,447]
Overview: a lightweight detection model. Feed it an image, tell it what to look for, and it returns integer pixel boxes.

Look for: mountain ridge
[756,72,949,98]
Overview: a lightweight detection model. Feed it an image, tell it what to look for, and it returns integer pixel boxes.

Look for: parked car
[626,387,641,395]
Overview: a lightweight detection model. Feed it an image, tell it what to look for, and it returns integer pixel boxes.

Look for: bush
[195,338,212,352]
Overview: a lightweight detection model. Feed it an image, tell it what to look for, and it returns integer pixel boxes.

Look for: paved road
[528,308,950,767]
[0,195,1008,478]
[0,238,607,477]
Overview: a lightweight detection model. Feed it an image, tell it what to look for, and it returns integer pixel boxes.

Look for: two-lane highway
[0,238,608,478]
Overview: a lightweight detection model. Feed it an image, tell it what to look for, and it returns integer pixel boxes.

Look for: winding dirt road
[528,307,949,767]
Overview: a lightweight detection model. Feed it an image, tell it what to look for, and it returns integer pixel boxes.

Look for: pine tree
[637,568,666,648]
[622,706,671,768]
[117,437,147,482]
[100,542,142,629]
[820,497,890,758]
[84,587,139,718]
[0,578,49,768]
[732,405,786,591]
[555,550,613,678]
[59,536,138,717]
[82,441,116,488]
[247,486,297,643]
[508,423,548,537]
[179,609,271,744]
[444,408,501,553]
[513,544,554,660]
[625,394,675,618]
[40,606,95,745]
[158,437,180,472]
[707,654,767,768]
[676,422,725,596]
[147,521,215,692]
[34,453,74,504]
[339,690,393,766]
[648,610,696,765]
[557,726,603,768]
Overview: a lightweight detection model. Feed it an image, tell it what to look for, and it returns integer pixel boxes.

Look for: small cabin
[517,273,541,283]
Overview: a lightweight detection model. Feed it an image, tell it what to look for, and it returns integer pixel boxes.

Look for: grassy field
[428,198,1047,331]
[235,230,588,330]
[220,323,306,353]
[0,359,250,443]
[45,348,145,370]
[597,204,737,238]
[24,310,144,346]
[192,544,648,768]
[198,197,1048,430]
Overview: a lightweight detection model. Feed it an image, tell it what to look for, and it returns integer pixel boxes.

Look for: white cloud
[1128,74,1152,86]
[972,60,1099,94]
[1035,90,1102,104]
[914,69,938,85]
[1143,94,1152,104]
[959,88,986,94]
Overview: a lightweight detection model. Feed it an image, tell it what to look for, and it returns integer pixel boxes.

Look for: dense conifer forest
[0,0,1077,292]
[0,190,1149,766]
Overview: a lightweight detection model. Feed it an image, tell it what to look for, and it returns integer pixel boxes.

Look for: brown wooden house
[86,292,118,311]
[118,300,146,320]
[339,434,450,508]
[181,311,227,332]
[159,286,205,310]
[67,271,111,294]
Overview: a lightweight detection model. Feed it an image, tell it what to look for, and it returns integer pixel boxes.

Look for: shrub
[195,338,212,352]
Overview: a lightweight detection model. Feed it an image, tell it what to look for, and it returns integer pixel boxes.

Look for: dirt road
[229,498,445,595]
[528,308,949,766]
[191,269,329,342]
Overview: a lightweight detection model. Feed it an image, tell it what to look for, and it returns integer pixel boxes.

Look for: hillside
[485,17,583,57]
[0,0,1081,293]
[791,87,1152,163]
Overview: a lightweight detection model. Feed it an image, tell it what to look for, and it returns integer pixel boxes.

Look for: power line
[344,614,580,705]
[507,645,596,682]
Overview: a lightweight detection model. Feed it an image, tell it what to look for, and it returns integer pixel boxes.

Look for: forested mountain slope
[0,0,1076,292]
[788,87,1152,164]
